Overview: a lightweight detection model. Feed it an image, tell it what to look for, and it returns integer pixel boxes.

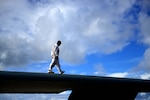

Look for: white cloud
[128,0,150,75]
[109,47,150,78]
[139,12,150,46]
[0,90,72,100]
[1,0,150,99]
[107,72,128,78]
[0,93,71,100]
[140,73,150,80]
[0,0,148,68]
[132,48,150,72]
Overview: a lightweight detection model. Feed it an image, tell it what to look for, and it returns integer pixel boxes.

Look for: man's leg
[55,58,64,74]
[48,58,55,73]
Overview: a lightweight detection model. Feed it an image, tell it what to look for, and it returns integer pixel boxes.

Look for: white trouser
[49,56,62,73]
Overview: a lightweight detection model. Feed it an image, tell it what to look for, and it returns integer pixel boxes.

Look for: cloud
[132,48,150,72]
[94,63,106,75]
[140,73,150,80]
[107,47,150,78]
[0,93,70,100]
[138,12,150,46]
[0,0,148,68]
[125,0,150,76]
[107,72,129,78]
[137,0,150,46]
[0,0,51,67]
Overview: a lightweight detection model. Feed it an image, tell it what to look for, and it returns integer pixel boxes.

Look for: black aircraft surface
[0,71,150,100]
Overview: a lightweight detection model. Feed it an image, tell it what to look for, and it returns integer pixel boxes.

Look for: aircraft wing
[0,71,150,100]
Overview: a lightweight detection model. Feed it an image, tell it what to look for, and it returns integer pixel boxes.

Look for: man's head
[57,40,61,46]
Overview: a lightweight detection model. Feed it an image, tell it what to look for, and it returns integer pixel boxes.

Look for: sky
[0,0,150,99]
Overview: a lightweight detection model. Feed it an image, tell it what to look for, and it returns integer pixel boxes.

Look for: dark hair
[57,40,61,45]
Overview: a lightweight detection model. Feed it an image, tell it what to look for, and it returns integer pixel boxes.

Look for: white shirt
[51,43,59,57]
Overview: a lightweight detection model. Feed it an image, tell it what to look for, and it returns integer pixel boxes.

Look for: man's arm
[54,46,59,59]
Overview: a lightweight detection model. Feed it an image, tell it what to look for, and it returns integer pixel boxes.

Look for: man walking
[48,40,64,74]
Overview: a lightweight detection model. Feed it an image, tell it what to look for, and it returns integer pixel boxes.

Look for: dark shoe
[60,71,65,74]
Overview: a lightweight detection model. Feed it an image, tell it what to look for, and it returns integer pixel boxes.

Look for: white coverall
[49,43,62,73]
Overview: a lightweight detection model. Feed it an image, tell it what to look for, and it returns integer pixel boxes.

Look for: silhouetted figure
[48,40,64,74]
